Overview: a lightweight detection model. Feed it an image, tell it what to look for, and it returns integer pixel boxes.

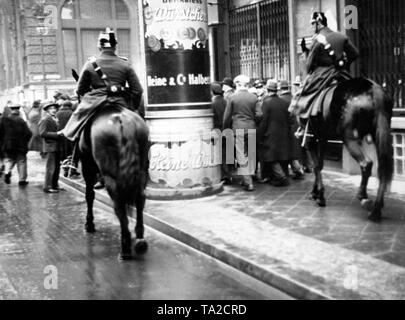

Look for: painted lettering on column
[143,0,210,105]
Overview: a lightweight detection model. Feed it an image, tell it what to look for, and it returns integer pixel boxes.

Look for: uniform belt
[107,84,126,94]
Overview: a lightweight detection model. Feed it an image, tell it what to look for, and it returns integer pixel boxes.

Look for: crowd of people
[0,77,313,195]
[0,92,81,193]
[212,75,312,192]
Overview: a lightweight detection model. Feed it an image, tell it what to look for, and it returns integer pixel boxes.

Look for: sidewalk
[26,152,405,299]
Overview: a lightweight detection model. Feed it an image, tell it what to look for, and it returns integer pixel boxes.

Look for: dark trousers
[221,137,233,180]
[262,161,289,183]
[44,152,61,190]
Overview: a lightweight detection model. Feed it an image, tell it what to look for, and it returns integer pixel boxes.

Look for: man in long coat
[39,103,63,193]
[223,75,257,191]
[258,81,291,186]
[0,103,32,185]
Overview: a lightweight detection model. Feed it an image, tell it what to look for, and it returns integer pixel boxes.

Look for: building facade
[0,0,142,105]
[1,0,404,179]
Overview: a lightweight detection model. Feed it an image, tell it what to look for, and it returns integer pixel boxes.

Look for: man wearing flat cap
[0,103,32,185]
[223,74,257,191]
[39,103,63,193]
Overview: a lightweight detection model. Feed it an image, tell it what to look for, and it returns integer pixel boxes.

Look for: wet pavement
[0,152,291,300]
[5,152,405,299]
[62,160,405,299]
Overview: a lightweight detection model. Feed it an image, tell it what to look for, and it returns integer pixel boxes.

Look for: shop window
[80,0,112,19]
[393,132,405,177]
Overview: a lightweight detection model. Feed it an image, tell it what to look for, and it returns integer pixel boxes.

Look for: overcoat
[258,95,291,162]
[27,107,42,152]
[223,89,257,131]
[212,95,227,130]
[280,92,302,160]
[56,105,74,159]
[38,114,61,153]
[0,114,32,156]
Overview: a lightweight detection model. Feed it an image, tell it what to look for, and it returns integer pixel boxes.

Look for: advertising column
[141,0,222,199]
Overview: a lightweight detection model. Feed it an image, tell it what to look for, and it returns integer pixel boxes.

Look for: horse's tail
[115,114,141,204]
[373,83,394,185]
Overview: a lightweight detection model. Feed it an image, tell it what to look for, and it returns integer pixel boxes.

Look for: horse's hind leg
[369,180,386,222]
[308,139,326,207]
[82,157,97,233]
[114,200,132,260]
[134,192,148,255]
[344,137,374,211]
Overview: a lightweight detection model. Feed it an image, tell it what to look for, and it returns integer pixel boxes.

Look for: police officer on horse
[59,28,143,141]
[289,12,359,134]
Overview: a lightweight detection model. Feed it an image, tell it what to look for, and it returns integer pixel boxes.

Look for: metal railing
[229,0,290,82]
[358,0,405,109]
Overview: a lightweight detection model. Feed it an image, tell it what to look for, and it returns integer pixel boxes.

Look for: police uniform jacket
[0,114,32,156]
[77,50,143,110]
[306,27,359,74]
[39,114,61,153]
[290,27,359,118]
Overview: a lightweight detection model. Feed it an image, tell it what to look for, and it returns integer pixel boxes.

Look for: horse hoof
[360,199,374,212]
[316,198,326,207]
[118,252,133,261]
[85,224,96,233]
[368,211,381,223]
[134,239,148,255]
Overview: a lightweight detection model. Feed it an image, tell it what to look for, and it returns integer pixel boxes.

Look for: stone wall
[21,0,59,79]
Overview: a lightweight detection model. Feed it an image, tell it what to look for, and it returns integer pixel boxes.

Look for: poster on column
[142,0,211,106]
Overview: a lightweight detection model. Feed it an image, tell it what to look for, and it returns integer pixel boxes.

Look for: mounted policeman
[289,12,359,134]
[59,27,143,141]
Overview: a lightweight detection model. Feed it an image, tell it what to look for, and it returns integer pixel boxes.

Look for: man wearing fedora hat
[223,74,257,191]
[257,80,291,186]
[39,102,63,193]
[0,103,32,186]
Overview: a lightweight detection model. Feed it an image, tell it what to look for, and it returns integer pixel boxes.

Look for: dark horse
[79,104,149,259]
[302,76,394,222]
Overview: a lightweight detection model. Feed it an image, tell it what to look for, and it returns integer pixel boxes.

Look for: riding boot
[94,174,105,189]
